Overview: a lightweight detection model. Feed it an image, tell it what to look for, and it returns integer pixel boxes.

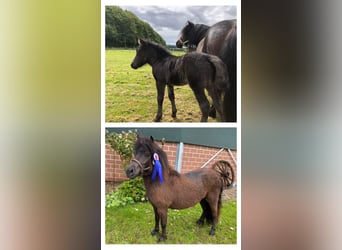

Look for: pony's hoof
[158,235,167,242]
[151,229,159,236]
[196,219,204,226]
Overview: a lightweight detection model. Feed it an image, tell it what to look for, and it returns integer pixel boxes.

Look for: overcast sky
[121,6,236,45]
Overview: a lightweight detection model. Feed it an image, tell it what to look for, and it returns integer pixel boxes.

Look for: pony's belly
[169,200,200,210]
[169,193,205,210]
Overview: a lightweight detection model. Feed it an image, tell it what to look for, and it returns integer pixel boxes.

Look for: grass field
[105,49,217,122]
[105,200,236,244]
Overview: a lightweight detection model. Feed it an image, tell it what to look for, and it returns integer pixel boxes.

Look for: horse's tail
[209,160,235,222]
[201,187,223,224]
[221,21,237,122]
[218,185,223,219]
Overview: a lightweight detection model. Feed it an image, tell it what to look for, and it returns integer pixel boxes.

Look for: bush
[106,178,147,208]
[105,129,137,167]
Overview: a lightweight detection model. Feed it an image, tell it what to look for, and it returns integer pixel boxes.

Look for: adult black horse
[176,20,237,122]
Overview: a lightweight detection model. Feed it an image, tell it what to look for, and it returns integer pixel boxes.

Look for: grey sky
[121,6,236,45]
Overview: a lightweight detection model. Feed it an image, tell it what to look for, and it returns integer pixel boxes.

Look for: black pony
[125,136,232,241]
[176,20,237,122]
[131,39,229,122]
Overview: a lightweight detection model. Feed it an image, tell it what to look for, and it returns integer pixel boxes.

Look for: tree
[105,6,166,48]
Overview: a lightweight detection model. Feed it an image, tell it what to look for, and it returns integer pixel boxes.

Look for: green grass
[105,200,236,244]
[105,49,217,122]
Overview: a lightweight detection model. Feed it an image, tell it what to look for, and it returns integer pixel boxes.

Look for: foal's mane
[142,40,172,58]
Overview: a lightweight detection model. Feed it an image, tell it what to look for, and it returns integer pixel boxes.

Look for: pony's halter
[131,158,152,176]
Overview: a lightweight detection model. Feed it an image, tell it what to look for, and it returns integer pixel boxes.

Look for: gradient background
[1,0,342,249]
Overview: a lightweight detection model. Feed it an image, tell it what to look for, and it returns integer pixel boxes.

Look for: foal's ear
[150,136,154,142]
[187,20,194,26]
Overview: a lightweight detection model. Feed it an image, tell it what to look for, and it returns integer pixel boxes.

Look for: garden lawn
[105,200,236,244]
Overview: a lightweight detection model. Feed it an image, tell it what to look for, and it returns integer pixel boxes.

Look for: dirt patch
[222,186,237,201]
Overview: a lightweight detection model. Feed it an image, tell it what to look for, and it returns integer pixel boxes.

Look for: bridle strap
[178,38,189,45]
[131,158,152,175]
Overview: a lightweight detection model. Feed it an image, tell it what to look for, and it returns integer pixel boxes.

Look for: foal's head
[131,39,150,69]
[131,39,171,69]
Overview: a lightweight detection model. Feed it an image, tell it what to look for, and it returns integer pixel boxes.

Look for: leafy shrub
[106,129,137,166]
[106,178,147,208]
[105,191,134,208]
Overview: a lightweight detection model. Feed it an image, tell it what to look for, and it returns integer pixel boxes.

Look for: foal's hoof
[153,116,162,122]
[209,107,216,118]
[209,228,216,236]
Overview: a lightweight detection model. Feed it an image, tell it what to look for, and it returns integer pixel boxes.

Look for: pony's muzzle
[125,162,141,179]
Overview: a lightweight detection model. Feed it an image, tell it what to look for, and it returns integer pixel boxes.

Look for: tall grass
[105,49,217,122]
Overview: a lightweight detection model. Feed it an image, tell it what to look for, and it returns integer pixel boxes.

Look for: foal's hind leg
[191,87,210,122]
[209,105,216,119]
[207,88,224,121]
[167,85,177,118]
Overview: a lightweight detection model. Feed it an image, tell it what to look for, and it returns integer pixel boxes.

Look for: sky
[121,6,237,45]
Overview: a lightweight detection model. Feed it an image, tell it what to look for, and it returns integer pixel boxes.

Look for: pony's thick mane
[152,140,180,177]
[136,136,179,176]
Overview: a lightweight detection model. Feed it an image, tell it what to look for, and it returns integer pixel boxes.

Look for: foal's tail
[207,55,230,121]
[207,55,230,92]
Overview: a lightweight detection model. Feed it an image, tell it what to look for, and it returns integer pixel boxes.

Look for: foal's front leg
[167,84,177,118]
[154,81,166,122]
